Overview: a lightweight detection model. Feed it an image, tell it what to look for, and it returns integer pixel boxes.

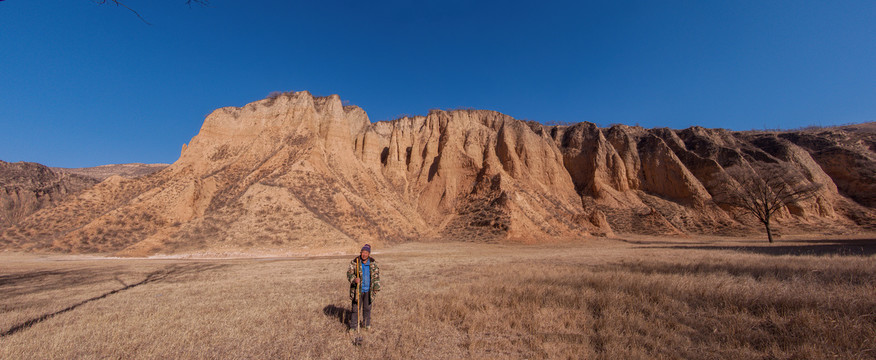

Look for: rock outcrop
[0,161,99,231]
[2,91,873,255]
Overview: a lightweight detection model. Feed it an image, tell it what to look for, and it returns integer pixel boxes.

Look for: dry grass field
[1,237,874,359]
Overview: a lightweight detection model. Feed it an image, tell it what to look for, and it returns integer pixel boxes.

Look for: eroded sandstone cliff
[2,91,873,255]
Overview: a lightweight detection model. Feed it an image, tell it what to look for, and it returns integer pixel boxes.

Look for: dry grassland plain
[1,237,874,359]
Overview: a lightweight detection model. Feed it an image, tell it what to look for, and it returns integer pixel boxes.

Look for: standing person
[347,244,381,332]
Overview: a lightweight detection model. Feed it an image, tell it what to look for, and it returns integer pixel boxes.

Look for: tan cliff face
[1,91,873,255]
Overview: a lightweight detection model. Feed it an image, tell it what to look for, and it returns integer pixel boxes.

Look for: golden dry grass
[1,238,874,359]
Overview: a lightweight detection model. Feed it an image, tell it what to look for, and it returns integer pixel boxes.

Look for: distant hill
[53,163,169,181]
[0,161,99,231]
[1,161,169,233]
[1,91,873,256]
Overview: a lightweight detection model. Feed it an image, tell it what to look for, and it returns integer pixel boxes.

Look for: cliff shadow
[1,263,228,338]
[0,268,116,298]
[610,257,874,285]
[641,238,876,256]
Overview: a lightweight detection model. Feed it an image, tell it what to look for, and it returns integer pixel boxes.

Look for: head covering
[361,244,371,253]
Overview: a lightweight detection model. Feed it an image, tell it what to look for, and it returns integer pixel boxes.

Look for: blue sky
[1,1,874,167]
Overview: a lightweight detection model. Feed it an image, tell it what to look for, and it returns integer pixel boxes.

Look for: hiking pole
[353,257,364,346]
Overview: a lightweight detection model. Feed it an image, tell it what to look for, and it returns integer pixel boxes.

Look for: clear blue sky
[1,1,874,167]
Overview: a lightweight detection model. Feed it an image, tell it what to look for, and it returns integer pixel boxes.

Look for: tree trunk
[764,222,773,243]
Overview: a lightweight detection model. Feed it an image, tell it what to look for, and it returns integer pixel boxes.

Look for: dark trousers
[350,291,371,329]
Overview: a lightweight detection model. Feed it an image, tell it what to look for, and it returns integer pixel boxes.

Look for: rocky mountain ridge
[0,160,99,231]
[0,161,171,233]
[2,91,873,255]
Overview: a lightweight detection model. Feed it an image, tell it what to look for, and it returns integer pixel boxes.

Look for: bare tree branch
[93,0,151,24]
[185,0,210,7]
[713,163,822,242]
[92,0,210,25]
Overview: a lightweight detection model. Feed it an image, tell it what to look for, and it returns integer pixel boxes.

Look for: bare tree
[93,0,209,24]
[714,164,822,243]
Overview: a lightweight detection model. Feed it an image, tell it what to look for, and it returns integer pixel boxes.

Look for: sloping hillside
[53,163,169,181]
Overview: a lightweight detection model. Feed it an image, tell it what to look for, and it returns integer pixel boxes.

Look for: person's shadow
[322,304,351,326]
